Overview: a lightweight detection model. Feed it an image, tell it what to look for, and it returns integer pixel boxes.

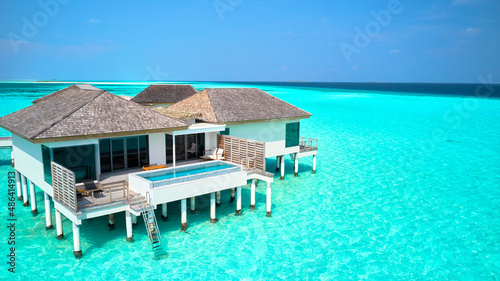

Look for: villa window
[42,144,97,184]
[42,145,52,184]
[99,135,149,173]
[219,128,230,135]
[285,122,300,148]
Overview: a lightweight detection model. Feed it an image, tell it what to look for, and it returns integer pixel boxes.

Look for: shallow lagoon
[0,82,499,279]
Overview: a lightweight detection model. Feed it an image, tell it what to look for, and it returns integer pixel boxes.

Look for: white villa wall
[12,134,51,195]
[226,120,301,157]
[148,133,166,165]
[205,132,218,151]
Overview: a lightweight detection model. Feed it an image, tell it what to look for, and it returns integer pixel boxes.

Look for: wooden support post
[108,214,115,230]
[312,154,317,173]
[28,179,38,215]
[72,223,82,257]
[15,170,22,200]
[55,210,64,239]
[216,191,221,206]
[162,203,168,221]
[230,188,235,202]
[250,179,256,210]
[190,197,196,214]
[210,192,217,223]
[181,199,187,231]
[266,182,272,217]
[294,153,299,177]
[22,175,29,206]
[276,156,280,171]
[44,192,53,229]
[125,211,133,242]
[235,186,242,215]
[280,155,285,180]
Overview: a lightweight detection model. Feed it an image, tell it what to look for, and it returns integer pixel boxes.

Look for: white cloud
[390,49,401,53]
[460,27,481,36]
[88,18,101,24]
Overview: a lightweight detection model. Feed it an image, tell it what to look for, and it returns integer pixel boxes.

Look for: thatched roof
[153,108,202,121]
[32,84,100,104]
[168,88,311,123]
[131,84,198,104]
[0,85,188,141]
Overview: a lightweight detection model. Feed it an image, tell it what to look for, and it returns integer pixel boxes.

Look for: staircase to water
[139,192,165,258]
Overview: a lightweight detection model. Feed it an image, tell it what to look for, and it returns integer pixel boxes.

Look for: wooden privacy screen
[217,134,266,171]
[51,162,77,212]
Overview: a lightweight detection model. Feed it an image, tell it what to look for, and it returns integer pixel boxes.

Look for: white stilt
[15,170,22,200]
[266,182,272,217]
[108,214,115,230]
[181,199,187,231]
[216,191,221,206]
[230,188,235,202]
[162,203,168,221]
[235,186,242,215]
[44,193,53,229]
[132,214,138,225]
[72,223,82,257]
[125,211,133,242]
[55,210,64,239]
[22,175,29,206]
[312,154,317,173]
[28,179,37,215]
[280,155,285,180]
[190,197,196,214]
[276,156,280,171]
[210,192,217,223]
[294,153,299,177]
[250,179,256,210]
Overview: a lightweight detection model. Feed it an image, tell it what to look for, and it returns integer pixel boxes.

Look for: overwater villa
[0,84,318,258]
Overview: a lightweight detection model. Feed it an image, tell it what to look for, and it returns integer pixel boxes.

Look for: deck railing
[240,157,256,170]
[77,181,129,210]
[300,137,319,151]
[217,135,266,171]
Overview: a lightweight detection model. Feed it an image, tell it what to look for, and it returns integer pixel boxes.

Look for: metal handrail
[299,137,319,151]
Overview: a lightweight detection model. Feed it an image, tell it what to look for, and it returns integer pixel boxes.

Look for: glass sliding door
[126,137,139,168]
[139,136,149,167]
[100,135,149,173]
[99,139,111,173]
[111,139,125,170]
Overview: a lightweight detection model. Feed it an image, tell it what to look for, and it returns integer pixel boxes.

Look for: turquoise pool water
[141,163,232,182]
[0,82,499,279]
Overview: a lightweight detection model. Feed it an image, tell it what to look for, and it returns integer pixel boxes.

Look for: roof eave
[30,126,190,144]
[219,115,312,126]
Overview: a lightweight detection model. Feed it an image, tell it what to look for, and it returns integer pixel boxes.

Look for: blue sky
[0,0,499,83]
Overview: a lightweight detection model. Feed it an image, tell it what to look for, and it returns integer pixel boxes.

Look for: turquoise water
[141,164,231,182]
[1,82,500,279]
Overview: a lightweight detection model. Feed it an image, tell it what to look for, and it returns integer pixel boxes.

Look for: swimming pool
[135,161,242,188]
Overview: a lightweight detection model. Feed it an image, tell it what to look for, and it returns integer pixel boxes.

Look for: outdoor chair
[83,179,103,198]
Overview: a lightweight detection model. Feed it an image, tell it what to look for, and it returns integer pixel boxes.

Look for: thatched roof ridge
[32,84,100,104]
[0,85,188,141]
[131,84,198,103]
[168,88,311,123]
[153,108,202,120]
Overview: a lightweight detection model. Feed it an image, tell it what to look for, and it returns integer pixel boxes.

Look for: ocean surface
[0,81,499,280]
